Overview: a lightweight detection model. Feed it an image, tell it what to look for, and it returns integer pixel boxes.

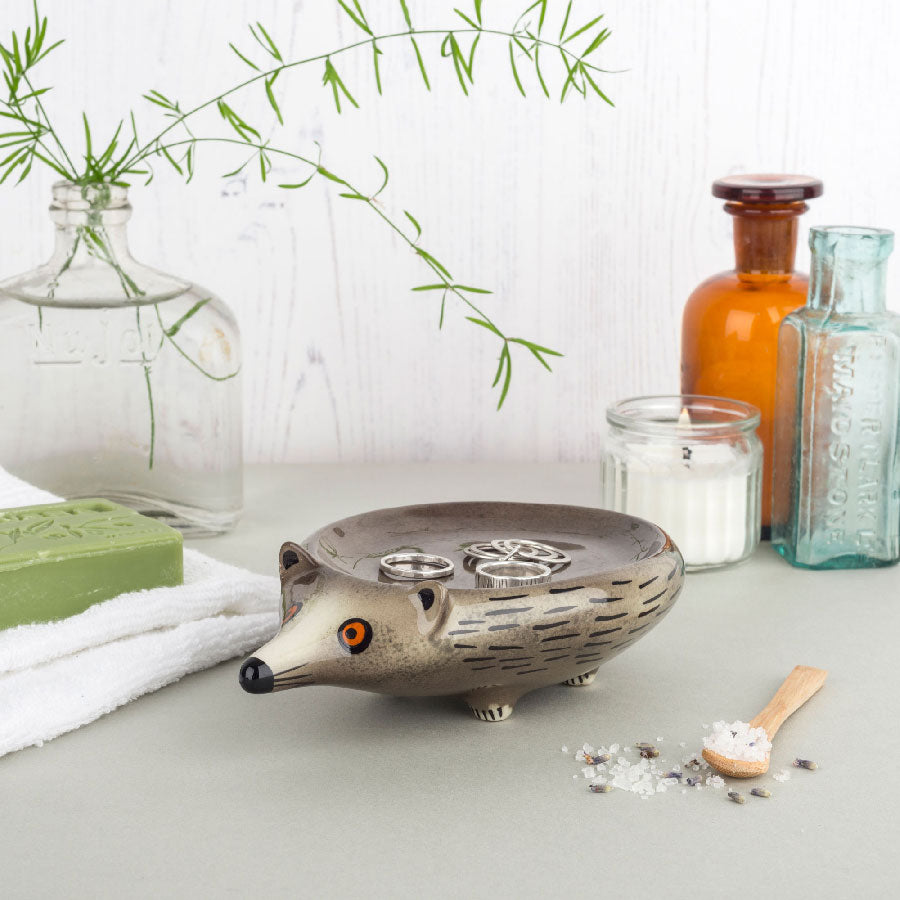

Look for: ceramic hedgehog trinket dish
[239,502,684,721]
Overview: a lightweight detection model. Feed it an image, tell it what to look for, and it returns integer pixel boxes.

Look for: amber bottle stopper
[712,174,823,203]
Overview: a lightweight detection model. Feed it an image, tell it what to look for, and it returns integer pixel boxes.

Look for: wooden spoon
[702,665,828,778]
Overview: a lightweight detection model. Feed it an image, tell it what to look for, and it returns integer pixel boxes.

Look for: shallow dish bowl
[239,501,684,721]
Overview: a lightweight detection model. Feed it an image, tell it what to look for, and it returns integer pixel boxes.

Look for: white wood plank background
[2,0,899,462]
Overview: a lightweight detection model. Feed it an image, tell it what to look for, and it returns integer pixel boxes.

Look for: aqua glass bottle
[772,226,900,568]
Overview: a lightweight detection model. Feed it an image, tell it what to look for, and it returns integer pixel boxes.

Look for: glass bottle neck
[48,182,133,266]
[51,220,134,270]
[807,228,892,315]
[727,201,806,281]
[0,182,189,307]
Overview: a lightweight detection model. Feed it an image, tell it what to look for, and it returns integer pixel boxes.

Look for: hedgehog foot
[562,668,599,687]
[462,688,520,722]
[468,703,513,722]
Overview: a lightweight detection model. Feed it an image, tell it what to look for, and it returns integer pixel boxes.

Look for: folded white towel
[0,468,280,757]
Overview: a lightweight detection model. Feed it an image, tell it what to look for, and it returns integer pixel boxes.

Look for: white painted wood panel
[2,0,899,462]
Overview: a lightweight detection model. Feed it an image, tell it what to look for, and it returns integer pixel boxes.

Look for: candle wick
[678,407,693,464]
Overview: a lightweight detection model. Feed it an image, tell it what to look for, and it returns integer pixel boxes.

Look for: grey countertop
[3,464,898,898]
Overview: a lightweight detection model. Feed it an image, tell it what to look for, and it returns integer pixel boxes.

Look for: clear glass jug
[0,183,242,535]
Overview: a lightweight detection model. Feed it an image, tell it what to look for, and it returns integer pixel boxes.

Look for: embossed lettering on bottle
[28,315,163,368]
[772,227,900,569]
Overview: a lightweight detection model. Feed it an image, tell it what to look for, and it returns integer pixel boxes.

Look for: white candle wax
[621,441,752,567]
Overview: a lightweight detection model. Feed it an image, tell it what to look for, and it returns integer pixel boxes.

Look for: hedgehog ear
[409,580,451,636]
[279,542,318,581]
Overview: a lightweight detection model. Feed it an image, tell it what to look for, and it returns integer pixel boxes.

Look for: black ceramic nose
[239,657,274,694]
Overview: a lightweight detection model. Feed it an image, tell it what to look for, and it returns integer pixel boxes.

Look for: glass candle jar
[602,395,762,570]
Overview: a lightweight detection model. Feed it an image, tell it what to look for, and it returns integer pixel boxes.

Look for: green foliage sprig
[0,0,616,409]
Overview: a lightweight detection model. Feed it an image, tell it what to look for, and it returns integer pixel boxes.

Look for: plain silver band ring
[380,552,455,580]
[462,542,509,560]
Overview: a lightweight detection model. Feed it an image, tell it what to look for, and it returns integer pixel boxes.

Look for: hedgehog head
[238,541,452,695]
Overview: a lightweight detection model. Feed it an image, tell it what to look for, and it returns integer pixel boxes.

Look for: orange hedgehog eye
[338,618,372,654]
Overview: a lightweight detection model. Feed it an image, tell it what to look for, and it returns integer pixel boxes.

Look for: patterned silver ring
[379,552,454,580]
[475,560,553,588]
[463,538,571,569]
[491,539,571,566]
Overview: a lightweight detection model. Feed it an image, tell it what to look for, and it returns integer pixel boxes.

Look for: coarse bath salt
[703,720,771,762]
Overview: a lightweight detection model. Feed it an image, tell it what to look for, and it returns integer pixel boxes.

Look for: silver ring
[475,560,552,588]
[521,547,571,566]
[491,539,572,566]
[462,541,509,561]
[380,552,454,580]
[463,539,571,569]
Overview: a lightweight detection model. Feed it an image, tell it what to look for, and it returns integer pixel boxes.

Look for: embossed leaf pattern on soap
[25,518,54,535]
[0,512,148,553]
[0,527,22,547]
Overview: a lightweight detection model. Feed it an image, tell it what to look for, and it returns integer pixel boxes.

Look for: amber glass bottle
[681,174,823,533]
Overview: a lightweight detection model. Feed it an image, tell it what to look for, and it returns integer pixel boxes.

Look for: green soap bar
[0,498,183,630]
